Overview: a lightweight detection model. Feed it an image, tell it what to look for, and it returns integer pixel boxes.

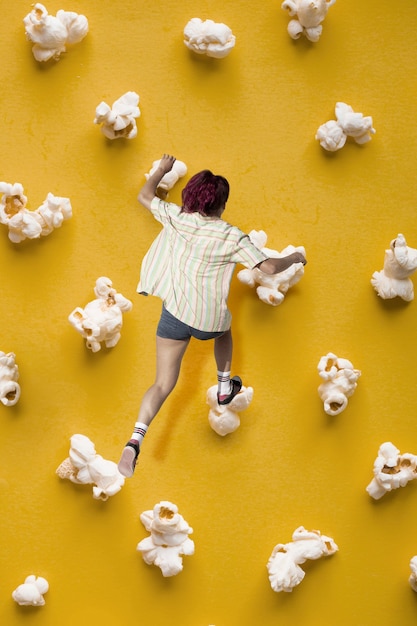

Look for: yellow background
[1,1,417,624]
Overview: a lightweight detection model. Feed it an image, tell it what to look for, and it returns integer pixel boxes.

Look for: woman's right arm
[138,154,176,210]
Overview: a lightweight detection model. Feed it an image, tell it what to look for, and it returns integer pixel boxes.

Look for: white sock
[217,370,231,396]
[130,422,148,445]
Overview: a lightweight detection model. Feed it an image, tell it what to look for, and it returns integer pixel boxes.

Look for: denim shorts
[156,306,226,341]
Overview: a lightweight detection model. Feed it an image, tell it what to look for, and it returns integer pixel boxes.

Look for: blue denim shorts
[156,306,226,341]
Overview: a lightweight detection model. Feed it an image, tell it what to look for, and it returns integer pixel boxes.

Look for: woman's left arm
[256,251,307,274]
[138,154,176,210]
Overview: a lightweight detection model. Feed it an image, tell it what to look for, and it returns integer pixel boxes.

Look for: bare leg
[137,336,190,426]
[118,336,189,477]
[214,328,233,372]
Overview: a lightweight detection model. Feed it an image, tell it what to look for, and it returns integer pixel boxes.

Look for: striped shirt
[137,197,267,332]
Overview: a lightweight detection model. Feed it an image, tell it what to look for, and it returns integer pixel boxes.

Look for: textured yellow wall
[1,1,417,624]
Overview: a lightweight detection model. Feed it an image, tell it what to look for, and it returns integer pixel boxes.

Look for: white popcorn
[316,102,375,151]
[371,234,417,301]
[206,384,254,436]
[145,159,188,192]
[0,182,72,243]
[237,230,305,306]
[12,575,49,606]
[137,501,194,577]
[56,434,125,501]
[94,92,140,140]
[315,119,346,151]
[23,3,88,62]
[0,351,20,407]
[184,18,236,58]
[281,0,336,42]
[409,556,417,592]
[68,277,132,352]
[366,442,417,500]
[36,193,72,235]
[317,352,361,416]
[267,526,338,593]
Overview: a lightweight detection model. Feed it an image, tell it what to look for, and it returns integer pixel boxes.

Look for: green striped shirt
[137,197,267,332]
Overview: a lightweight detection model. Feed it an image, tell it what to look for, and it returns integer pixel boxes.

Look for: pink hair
[181,170,229,216]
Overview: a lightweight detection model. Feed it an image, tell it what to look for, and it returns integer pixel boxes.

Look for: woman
[118,154,306,477]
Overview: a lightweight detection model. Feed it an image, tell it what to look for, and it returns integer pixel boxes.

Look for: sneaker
[217,376,242,405]
[118,441,140,478]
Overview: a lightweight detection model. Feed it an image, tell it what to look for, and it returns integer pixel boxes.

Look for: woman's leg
[118,336,190,477]
[214,328,242,404]
[137,336,190,426]
[214,328,233,372]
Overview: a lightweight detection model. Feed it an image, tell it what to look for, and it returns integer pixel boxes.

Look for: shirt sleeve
[232,233,268,269]
[149,197,181,225]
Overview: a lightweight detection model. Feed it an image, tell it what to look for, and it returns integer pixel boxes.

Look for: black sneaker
[118,441,140,478]
[217,376,242,405]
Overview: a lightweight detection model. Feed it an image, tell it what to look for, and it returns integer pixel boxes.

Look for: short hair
[181,170,229,216]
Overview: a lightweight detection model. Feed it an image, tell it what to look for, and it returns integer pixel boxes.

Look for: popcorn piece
[12,575,49,606]
[0,351,20,407]
[371,234,417,301]
[0,182,72,243]
[317,352,361,416]
[316,102,375,151]
[23,3,88,62]
[56,433,125,501]
[281,0,336,42]
[94,92,140,140]
[68,277,132,352]
[184,18,236,58]
[237,230,305,306]
[409,556,417,592]
[267,526,338,593]
[334,102,375,144]
[137,501,194,577]
[366,442,417,500]
[206,384,253,436]
[145,159,188,192]
[36,193,72,236]
[315,119,346,151]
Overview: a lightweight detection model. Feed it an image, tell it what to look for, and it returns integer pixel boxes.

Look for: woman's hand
[291,251,307,266]
[138,154,176,209]
[158,154,176,175]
